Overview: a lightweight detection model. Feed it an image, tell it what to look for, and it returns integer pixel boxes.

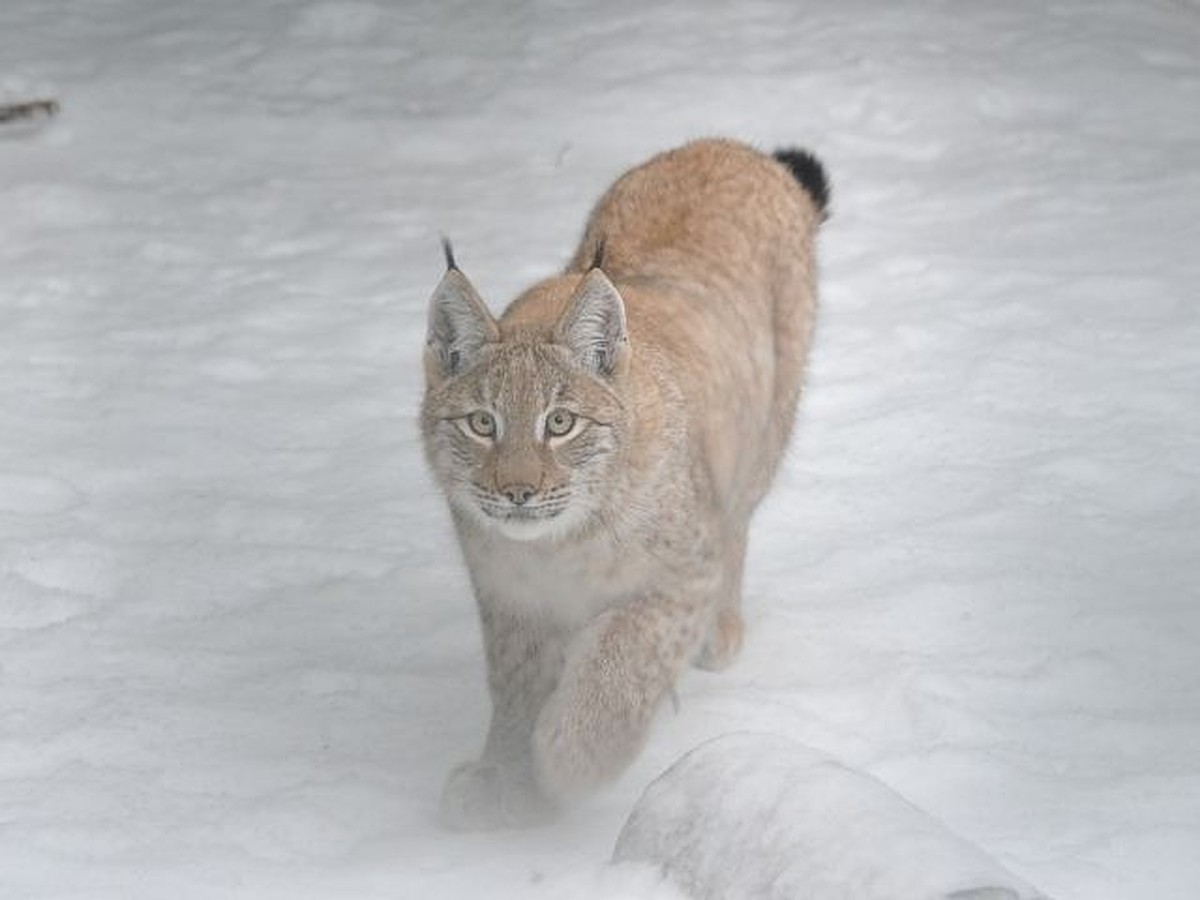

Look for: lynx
[420,138,828,829]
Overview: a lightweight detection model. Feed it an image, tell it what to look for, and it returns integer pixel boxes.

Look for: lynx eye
[545,408,576,438]
[465,410,497,438]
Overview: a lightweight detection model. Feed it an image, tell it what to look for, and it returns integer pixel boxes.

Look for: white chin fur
[489,516,569,542]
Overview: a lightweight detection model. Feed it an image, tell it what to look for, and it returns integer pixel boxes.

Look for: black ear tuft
[588,236,607,272]
[441,236,458,271]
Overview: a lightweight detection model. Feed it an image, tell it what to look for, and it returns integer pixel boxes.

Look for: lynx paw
[694,609,744,671]
[439,761,554,830]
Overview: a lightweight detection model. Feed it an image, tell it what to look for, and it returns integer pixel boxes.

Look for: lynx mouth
[464,493,575,541]
[462,485,576,539]
[470,486,570,522]
[482,506,563,523]
[484,507,573,542]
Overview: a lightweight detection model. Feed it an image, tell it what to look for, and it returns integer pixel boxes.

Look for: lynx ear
[557,268,629,378]
[425,266,498,380]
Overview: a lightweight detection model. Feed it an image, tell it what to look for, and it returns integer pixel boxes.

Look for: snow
[614,733,1050,899]
[1,1,1198,898]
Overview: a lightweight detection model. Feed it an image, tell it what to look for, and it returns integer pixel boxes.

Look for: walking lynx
[421,138,827,829]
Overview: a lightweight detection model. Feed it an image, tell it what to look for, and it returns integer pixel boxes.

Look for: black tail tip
[773,148,830,218]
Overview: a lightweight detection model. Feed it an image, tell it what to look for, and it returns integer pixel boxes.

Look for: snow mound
[613,733,1050,900]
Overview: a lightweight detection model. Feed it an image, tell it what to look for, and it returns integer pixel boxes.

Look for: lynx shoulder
[420,138,827,829]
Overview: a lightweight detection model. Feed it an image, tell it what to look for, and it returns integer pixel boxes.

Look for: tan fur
[421,139,822,829]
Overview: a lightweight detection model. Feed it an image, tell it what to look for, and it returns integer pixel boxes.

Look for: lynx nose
[501,483,537,506]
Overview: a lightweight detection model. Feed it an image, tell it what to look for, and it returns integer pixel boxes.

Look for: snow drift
[614,733,1051,900]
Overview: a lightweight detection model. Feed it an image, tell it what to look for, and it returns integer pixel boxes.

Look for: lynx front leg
[441,607,565,830]
[531,595,708,800]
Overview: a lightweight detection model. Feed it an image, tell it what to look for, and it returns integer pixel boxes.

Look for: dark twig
[0,99,60,124]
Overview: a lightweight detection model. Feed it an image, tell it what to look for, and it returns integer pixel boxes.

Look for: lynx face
[421,268,630,543]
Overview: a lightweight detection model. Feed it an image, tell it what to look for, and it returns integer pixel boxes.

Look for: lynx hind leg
[694,525,748,671]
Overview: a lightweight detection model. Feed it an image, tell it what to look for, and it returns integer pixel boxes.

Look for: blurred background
[2,2,1198,898]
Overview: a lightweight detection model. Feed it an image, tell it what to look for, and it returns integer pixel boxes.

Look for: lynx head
[420,249,630,542]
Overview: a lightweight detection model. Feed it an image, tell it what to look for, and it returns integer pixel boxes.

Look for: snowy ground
[2,1,1199,898]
